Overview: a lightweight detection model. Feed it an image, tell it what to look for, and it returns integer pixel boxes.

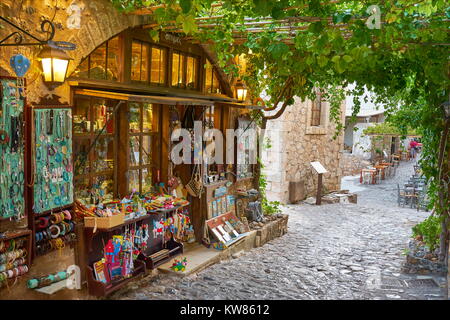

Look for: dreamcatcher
[9,47,30,99]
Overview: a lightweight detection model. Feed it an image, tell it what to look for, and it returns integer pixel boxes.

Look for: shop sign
[163,33,182,46]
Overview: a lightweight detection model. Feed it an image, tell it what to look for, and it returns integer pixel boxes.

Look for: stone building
[262,96,346,204]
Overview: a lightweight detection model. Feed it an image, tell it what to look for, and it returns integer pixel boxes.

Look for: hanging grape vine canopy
[111,0,449,260]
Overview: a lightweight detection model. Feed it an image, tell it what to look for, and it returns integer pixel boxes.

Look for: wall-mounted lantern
[38,46,72,89]
[235,79,248,102]
[0,16,76,89]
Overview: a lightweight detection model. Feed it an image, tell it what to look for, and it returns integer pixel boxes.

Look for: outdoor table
[374,164,389,180]
[360,169,377,184]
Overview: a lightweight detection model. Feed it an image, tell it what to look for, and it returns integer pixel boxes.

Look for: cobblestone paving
[116,160,446,300]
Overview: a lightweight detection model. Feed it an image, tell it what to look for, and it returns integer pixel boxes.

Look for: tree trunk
[437,118,449,263]
[255,116,268,193]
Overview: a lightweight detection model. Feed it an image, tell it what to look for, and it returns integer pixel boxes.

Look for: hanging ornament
[10,54,30,78]
[10,54,29,99]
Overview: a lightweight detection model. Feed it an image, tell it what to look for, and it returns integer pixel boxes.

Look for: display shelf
[85,214,150,233]
[0,229,33,272]
[33,204,74,218]
[138,237,183,270]
[86,259,146,297]
[146,203,189,214]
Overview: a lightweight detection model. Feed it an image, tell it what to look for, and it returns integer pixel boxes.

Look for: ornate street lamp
[0,16,76,89]
[38,46,72,89]
[235,79,248,102]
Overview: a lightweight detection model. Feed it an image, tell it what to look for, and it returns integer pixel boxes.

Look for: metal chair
[397,184,408,206]
[416,187,430,212]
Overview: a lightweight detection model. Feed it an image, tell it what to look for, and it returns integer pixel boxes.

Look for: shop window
[205,59,223,94]
[72,36,120,81]
[128,102,157,194]
[73,96,117,205]
[150,46,167,85]
[131,40,150,82]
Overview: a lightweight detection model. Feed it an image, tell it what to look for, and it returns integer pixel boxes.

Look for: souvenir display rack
[136,205,186,270]
[27,105,75,261]
[0,77,26,220]
[84,216,148,297]
[205,211,250,248]
[83,202,187,297]
[33,210,77,256]
[32,107,74,213]
[0,229,32,288]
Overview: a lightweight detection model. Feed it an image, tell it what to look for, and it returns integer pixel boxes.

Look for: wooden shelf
[33,204,74,217]
[139,237,183,270]
[0,229,31,241]
[86,260,146,297]
[84,214,151,233]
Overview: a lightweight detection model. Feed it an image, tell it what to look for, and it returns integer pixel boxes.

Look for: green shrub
[412,215,442,251]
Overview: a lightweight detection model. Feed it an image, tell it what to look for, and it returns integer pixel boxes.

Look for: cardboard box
[84,213,125,229]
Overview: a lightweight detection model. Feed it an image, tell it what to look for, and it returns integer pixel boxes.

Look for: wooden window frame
[75,37,119,81]
[171,50,186,89]
[205,59,223,95]
[127,102,160,194]
[131,39,151,83]
[149,45,168,86]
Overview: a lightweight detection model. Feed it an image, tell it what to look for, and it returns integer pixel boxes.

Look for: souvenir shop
[0,26,260,298]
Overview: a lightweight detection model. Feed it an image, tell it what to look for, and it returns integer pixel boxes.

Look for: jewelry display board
[33,108,74,213]
[0,78,25,219]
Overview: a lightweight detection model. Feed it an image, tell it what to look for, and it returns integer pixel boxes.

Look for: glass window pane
[73,98,91,134]
[142,103,153,133]
[92,99,115,133]
[172,52,180,86]
[73,57,89,78]
[93,136,114,172]
[89,43,107,80]
[180,54,186,87]
[74,177,90,203]
[129,136,140,166]
[93,174,114,203]
[187,56,198,89]
[129,169,140,193]
[205,60,213,93]
[142,135,152,165]
[151,47,166,84]
[129,103,141,133]
[141,168,152,194]
[131,41,142,81]
[74,139,91,175]
[107,36,119,81]
[141,43,149,82]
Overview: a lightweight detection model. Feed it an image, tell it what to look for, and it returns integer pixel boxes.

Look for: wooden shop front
[0,28,258,298]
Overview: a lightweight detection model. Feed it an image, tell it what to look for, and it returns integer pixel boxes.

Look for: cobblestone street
[116,161,446,300]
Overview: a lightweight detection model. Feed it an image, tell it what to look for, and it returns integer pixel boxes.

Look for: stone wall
[340,151,371,177]
[263,96,346,204]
